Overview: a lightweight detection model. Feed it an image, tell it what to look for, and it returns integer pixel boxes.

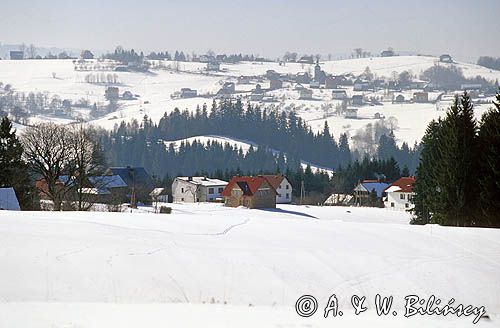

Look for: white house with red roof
[383,177,416,210]
[260,175,293,204]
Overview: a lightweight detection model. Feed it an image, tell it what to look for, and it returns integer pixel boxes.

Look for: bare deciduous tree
[22,123,74,210]
[22,123,105,211]
[27,44,37,59]
[68,124,106,211]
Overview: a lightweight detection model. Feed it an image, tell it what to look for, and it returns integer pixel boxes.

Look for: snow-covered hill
[1,56,498,145]
[0,204,498,327]
[164,135,335,174]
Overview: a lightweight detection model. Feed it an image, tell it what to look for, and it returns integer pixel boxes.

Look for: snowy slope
[1,56,499,145]
[0,204,499,327]
[164,135,335,174]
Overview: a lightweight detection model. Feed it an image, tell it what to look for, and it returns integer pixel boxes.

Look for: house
[394,94,406,103]
[221,176,277,209]
[122,91,136,100]
[323,193,353,206]
[309,81,320,89]
[439,54,453,63]
[172,177,228,203]
[410,79,427,89]
[180,88,198,98]
[325,75,343,89]
[299,88,313,100]
[81,50,94,60]
[269,78,283,90]
[332,89,348,100]
[106,166,154,205]
[65,174,128,204]
[413,92,429,103]
[150,188,170,203]
[207,61,220,71]
[345,107,358,119]
[266,70,280,80]
[9,51,24,60]
[199,55,216,63]
[381,49,395,57]
[219,82,236,94]
[383,177,415,210]
[353,180,390,206]
[351,95,364,106]
[0,187,21,210]
[238,76,251,84]
[460,84,482,91]
[295,72,311,84]
[353,79,372,91]
[260,175,292,204]
[297,55,314,64]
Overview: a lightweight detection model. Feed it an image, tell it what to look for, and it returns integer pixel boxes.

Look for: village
[1,164,415,213]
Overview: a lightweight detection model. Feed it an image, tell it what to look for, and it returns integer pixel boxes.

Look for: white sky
[1,0,500,61]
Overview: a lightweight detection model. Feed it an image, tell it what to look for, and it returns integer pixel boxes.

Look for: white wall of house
[172,177,227,203]
[275,177,292,203]
[384,192,414,210]
[172,179,198,203]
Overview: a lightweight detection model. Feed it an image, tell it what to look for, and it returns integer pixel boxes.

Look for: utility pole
[300,180,305,205]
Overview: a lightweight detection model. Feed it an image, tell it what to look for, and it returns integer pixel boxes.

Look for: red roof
[384,177,416,193]
[221,176,277,197]
[260,175,285,190]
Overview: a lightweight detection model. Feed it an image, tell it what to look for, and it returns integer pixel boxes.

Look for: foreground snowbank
[0,203,498,327]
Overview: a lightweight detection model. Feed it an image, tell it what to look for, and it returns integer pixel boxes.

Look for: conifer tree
[0,117,34,209]
[436,93,478,226]
[478,91,500,226]
[412,120,442,224]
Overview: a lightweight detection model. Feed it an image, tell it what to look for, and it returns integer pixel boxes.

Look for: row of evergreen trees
[412,92,500,227]
[101,99,419,177]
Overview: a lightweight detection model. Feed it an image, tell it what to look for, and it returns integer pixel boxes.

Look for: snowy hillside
[1,56,499,146]
[0,204,499,327]
[164,135,335,174]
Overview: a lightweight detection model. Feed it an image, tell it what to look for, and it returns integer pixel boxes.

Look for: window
[181,187,184,193]
[278,184,281,189]
[181,198,184,201]
[286,184,289,190]
[400,194,405,200]
[218,187,224,193]
[391,202,394,207]
[286,193,289,199]
[208,188,214,194]
[405,203,409,208]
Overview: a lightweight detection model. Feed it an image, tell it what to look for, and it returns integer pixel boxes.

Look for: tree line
[100,99,419,178]
[412,91,500,227]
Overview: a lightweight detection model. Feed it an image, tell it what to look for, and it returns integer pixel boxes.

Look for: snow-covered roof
[89,175,127,189]
[385,186,402,193]
[176,177,228,187]
[0,187,21,210]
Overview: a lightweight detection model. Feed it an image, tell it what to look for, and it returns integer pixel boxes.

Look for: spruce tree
[434,93,479,226]
[478,91,500,226]
[0,117,34,209]
[412,120,443,224]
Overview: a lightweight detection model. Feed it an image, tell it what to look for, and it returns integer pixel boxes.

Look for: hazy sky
[1,0,500,61]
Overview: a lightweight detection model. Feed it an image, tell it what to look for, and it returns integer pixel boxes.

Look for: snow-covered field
[2,56,499,146]
[0,203,499,327]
